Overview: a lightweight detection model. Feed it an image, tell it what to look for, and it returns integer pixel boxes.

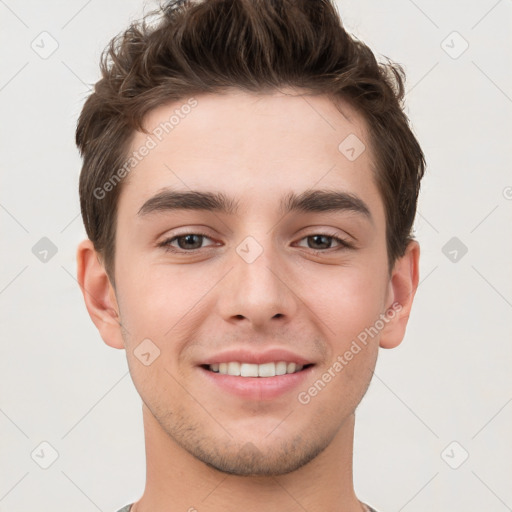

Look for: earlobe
[379,240,420,349]
[76,239,125,349]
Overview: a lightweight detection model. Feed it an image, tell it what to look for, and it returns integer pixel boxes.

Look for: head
[76,0,424,477]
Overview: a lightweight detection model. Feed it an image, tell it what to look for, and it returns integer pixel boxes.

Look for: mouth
[198,360,315,401]
[201,361,314,377]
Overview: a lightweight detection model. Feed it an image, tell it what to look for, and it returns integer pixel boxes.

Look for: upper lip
[199,348,314,366]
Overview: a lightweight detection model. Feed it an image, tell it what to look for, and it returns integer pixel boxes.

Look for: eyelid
[294,231,354,250]
[157,231,217,251]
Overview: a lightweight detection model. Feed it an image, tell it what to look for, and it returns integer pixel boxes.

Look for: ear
[76,239,125,349]
[379,240,420,349]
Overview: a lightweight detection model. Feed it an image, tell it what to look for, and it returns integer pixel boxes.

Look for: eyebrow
[137,188,372,223]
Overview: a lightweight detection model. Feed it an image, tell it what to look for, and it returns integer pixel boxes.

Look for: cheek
[116,268,196,401]
[115,261,213,348]
[311,266,388,345]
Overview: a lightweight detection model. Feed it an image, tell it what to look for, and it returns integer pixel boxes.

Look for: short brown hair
[76,0,425,281]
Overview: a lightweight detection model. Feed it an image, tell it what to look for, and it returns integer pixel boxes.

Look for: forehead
[139,88,368,160]
[121,89,383,221]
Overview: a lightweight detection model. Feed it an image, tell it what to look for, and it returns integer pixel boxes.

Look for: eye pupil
[309,235,331,249]
[178,234,203,250]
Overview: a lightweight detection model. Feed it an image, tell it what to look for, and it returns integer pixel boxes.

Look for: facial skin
[77,88,419,512]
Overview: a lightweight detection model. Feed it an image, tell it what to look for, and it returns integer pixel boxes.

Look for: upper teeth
[209,361,304,377]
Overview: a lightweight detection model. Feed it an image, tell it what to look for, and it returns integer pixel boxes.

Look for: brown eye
[296,234,352,251]
[159,232,215,252]
[174,234,205,250]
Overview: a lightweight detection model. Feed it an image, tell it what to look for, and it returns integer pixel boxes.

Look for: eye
[157,231,353,254]
[296,233,353,251]
[158,232,216,252]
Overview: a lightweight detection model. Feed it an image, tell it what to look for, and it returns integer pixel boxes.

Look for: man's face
[113,89,393,476]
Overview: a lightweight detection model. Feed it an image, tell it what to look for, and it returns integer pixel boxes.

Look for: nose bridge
[218,233,297,326]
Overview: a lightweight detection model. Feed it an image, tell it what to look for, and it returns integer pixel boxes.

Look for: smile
[199,362,315,401]
[205,361,311,377]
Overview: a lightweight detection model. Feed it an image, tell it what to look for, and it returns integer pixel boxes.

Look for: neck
[132,404,364,512]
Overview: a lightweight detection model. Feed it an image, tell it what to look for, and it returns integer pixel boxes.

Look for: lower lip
[198,365,314,401]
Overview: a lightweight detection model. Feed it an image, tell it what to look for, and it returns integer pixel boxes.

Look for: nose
[215,236,299,330]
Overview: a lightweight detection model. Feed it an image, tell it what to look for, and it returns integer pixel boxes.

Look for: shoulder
[115,505,133,512]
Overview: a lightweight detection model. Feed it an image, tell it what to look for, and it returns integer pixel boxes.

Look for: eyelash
[157,231,354,254]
